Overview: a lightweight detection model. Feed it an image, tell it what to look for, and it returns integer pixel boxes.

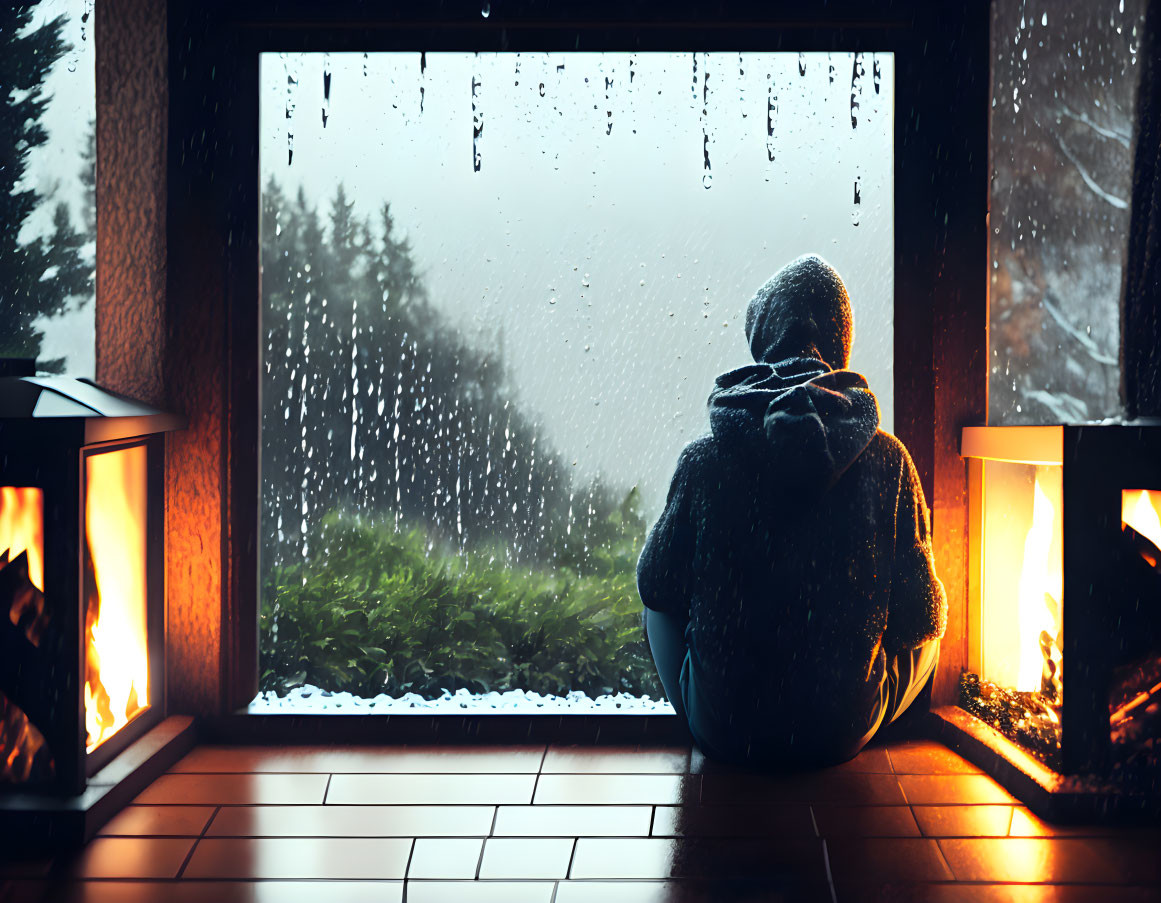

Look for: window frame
[166,0,988,717]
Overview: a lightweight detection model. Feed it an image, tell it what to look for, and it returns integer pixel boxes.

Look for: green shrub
[259,498,662,700]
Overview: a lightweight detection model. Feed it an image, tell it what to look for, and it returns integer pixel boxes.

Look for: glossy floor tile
[206,803,496,837]
[96,805,216,837]
[896,773,1017,806]
[64,838,195,879]
[938,836,1161,884]
[326,772,536,805]
[172,744,545,774]
[555,879,833,902]
[405,882,555,903]
[492,804,652,836]
[825,837,954,884]
[133,772,330,805]
[533,773,690,805]
[886,740,982,775]
[8,735,1159,902]
[181,837,413,880]
[700,771,906,806]
[406,837,483,879]
[0,881,405,903]
[651,804,815,837]
[477,837,574,878]
[542,744,690,774]
[811,804,921,837]
[569,836,828,882]
[910,804,1014,837]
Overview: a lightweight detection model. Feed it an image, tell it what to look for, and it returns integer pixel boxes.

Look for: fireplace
[0,360,192,841]
[950,424,1161,804]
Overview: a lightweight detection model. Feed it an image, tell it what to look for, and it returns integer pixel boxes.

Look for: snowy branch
[1042,294,1119,366]
[1024,388,1090,423]
[1058,104,1132,149]
[1053,135,1129,210]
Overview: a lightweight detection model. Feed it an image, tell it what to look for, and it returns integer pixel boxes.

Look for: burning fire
[0,487,44,591]
[84,445,149,751]
[1,486,51,781]
[1016,469,1063,694]
[1122,489,1161,567]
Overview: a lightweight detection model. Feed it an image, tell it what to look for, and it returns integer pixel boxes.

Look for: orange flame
[0,486,45,644]
[0,488,52,780]
[84,445,150,751]
[1016,469,1063,693]
[0,487,44,591]
[1122,489,1161,566]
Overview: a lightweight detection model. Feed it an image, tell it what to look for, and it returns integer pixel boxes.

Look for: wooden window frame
[164,0,988,725]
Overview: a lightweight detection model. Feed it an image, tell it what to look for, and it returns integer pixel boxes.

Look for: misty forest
[259,180,662,703]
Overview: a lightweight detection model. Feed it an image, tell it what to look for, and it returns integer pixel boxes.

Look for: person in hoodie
[637,254,946,766]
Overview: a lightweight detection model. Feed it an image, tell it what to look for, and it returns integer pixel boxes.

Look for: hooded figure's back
[637,255,946,764]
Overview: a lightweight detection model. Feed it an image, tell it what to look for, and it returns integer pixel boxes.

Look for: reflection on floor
[3,736,1160,902]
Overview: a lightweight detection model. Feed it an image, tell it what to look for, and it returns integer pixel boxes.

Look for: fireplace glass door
[83,442,150,753]
[978,460,1064,702]
[963,426,1161,773]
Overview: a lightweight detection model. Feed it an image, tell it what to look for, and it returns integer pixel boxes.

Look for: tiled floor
[3,737,1160,902]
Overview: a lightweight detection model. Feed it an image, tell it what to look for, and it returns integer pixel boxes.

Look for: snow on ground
[249,684,676,714]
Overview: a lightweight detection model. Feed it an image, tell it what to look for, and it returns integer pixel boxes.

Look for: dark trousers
[644,606,938,763]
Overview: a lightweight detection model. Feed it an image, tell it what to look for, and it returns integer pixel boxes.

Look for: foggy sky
[261,52,894,514]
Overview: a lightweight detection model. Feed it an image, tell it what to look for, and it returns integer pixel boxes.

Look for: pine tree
[259,178,627,574]
[44,201,91,301]
[79,117,96,238]
[0,6,86,371]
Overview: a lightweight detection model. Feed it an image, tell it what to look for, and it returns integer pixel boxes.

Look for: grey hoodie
[637,255,946,764]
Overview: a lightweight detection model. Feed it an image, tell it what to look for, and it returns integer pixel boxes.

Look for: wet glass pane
[256,51,894,712]
[989,0,1145,423]
[2,0,96,376]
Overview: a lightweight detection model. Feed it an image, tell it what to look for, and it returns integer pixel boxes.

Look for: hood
[745,254,853,368]
[708,256,878,488]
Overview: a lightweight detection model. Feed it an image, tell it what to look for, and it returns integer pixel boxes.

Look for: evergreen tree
[79,117,95,238]
[0,6,86,371]
[260,178,630,578]
[44,201,91,300]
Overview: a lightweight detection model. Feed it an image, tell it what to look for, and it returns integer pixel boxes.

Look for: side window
[255,52,894,712]
[1,1,96,376]
[989,0,1146,423]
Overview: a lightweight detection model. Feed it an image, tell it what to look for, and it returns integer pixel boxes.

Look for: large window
[254,51,894,713]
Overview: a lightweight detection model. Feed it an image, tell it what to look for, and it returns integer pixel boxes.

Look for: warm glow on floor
[84,445,149,751]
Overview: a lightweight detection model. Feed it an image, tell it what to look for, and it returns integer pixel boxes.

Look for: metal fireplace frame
[0,376,181,795]
[957,424,1161,784]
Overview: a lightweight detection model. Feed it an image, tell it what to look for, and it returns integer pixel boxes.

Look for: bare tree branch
[1054,134,1130,209]
[1042,294,1119,365]
[1025,388,1090,423]
[1058,103,1132,148]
